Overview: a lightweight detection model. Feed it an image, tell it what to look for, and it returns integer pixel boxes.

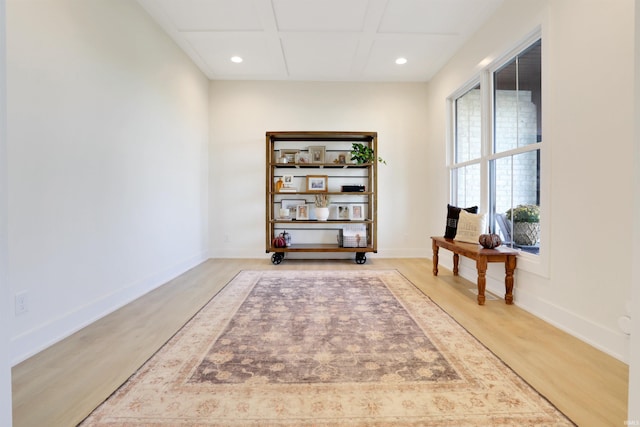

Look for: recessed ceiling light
[395,57,407,65]
[230,56,243,63]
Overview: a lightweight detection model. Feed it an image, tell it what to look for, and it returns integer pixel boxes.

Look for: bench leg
[476,257,487,305]
[504,255,516,304]
[453,253,459,276]
[432,240,439,276]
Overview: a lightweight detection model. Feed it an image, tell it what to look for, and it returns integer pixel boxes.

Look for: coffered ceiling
[136,0,504,82]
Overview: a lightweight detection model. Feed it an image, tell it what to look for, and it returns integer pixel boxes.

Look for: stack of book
[279,186,297,192]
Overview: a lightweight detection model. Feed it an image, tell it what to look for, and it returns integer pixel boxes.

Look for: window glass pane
[491,150,540,254]
[452,163,481,208]
[494,39,541,153]
[455,84,481,162]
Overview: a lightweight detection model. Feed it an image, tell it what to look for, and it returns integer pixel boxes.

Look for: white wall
[0,0,12,423]
[426,0,635,362]
[629,0,640,419]
[209,81,430,259]
[7,0,210,364]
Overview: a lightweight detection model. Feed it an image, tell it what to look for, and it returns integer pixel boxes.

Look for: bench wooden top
[431,236,518,260]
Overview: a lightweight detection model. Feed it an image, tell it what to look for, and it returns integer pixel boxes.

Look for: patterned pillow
[444,204,479,239]
[455,210,487,244]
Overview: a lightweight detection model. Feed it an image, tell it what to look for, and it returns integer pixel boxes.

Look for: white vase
[315,207,329,221]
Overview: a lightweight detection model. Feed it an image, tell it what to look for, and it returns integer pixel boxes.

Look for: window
[451,83,482,208]
[455,83,482,163]
[450,38,542,257]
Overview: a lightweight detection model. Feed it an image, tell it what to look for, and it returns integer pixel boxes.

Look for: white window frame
[447,29,549,278]
[448,79,485,208]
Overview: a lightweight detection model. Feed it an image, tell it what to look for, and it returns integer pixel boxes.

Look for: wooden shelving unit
[265,131,378,264]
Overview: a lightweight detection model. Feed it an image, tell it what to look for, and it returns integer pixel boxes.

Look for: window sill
[512,249,549,279]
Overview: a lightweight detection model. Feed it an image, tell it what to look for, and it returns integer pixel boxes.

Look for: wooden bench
[431,236,518,305]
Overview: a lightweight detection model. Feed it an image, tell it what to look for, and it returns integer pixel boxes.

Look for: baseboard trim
[451,261,629,363]
[10,252,208,366]
[208,248,431,259]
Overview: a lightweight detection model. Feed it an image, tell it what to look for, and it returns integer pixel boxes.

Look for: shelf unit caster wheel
[355,253,367,264]
[271,252,285,265]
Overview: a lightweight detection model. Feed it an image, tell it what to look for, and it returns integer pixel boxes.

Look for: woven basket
[513,222,540,246]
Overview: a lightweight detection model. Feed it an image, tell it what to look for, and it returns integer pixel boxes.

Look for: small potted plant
[505,204,540,246]
[350,143,386,165]
[314,194,330,221]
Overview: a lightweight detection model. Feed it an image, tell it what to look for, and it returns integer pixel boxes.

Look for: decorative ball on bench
[479,233,502,249]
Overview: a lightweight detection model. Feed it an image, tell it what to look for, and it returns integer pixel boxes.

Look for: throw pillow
[455,210,487,244]
[444,204,478,239]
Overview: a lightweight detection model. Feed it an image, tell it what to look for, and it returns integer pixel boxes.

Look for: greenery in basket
[505,204,540,223]
[350,143,386,165]
[314,194,330,207]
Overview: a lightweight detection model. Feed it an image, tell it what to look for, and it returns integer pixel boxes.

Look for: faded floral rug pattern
[81,270,573,426]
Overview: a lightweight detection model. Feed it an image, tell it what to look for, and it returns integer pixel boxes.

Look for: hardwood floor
[11,258,628,426]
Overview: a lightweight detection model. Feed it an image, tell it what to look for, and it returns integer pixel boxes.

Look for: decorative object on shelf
[279,149,299,164]
[279,174,296,192]
[339,224,368,247]
[272,234,287,248]
[341,185,365,192]
[281,230,292,247]
[308,146,326,163]
[333,152,348,164]
[479,233,502,249]
[337,205,350,220]
[505,204,540,246]
[281,199,305,213]
[315,207,329,221]
[314,194,331,221]
[314,194,330,207]
[306,175,328,192]
[295,204,309,220]
[350,142,386,165]
[275,177,283,192]
[278,208,290,219]
[350,204,365,220]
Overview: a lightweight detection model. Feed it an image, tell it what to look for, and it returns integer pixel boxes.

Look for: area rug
[80,270,573,426]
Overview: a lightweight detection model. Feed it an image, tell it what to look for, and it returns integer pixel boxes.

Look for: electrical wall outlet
[15,291,29,315]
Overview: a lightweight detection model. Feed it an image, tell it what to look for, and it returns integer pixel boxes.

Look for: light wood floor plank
[11,258,628,426]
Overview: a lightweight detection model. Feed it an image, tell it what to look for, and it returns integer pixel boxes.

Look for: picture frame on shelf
[306,175,328,192]
[350,204,365,220]
[281,174,296,191]
[308,146,326,163]
[328,151,349,164]
[279,149,299,164]
[295,204,309,220]
[281,199,305,212]
[337,205,350,220]
[297,153,309,164]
